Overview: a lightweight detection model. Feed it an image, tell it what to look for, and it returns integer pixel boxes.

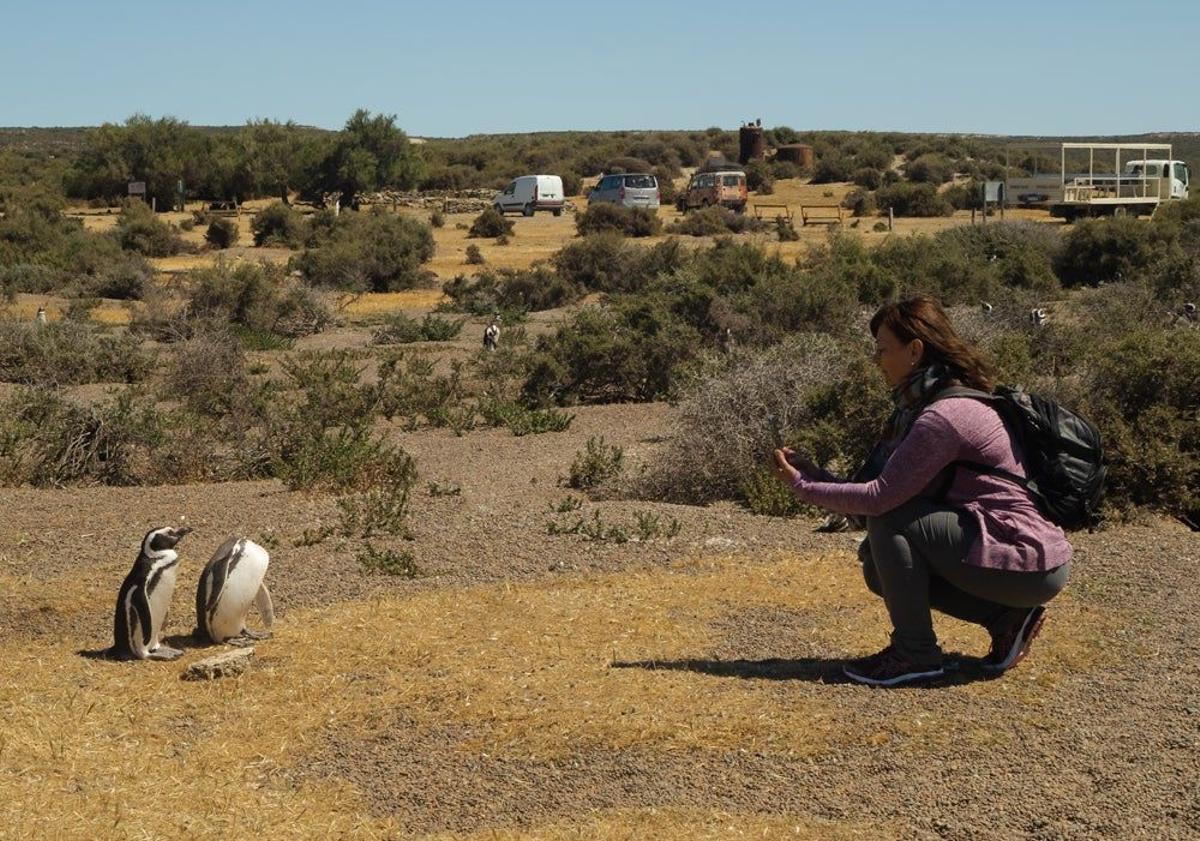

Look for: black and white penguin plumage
[1029,307,1047,327]
[195,536,274,645]
[483,316,501,352]
[108,525,192,661]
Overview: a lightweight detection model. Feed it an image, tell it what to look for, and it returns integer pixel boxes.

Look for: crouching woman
[773,296,1072,687]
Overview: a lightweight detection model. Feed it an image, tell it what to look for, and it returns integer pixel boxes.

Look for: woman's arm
[781,411,960,516]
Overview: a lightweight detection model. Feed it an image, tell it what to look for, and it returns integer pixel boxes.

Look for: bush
[842,188,877,217]
[1055,216,1168,288]
[443,265,583,314]
[775,217,800,241]
[111,201,185,256]
[905,153,956,184]
[637,336,888,507]
[182,260,333,339]
[667,206,763,236]
[811,154,854,184]
[567,436,624,490]
[251,202,307,247]
[464,244,485,265]
[163,329,249,417]
[0,320,153,386]
[852,167,883,190]
[1083,328,1200,525]
[575,203,662,237]
[205,218,240,249]
[296,208,436,292]
[875,182,952,217]
[429,209,445,228]
[372,313,465,344]
[468,207,514,239]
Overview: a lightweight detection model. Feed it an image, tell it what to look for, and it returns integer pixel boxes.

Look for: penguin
[108,525,193,661]
[981,302,994,317]
[1184,302,1197,323]
[1029,307,1047,327]
[195,536,274,645]
[34,307,47,326]
[482,315,501,352]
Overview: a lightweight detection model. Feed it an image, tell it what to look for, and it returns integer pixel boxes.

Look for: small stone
[181,648,255,681]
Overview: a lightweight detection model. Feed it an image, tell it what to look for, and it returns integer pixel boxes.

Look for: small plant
[257,530,281,551]
[430,209,446,228]
[496,233,511,245]
[295,524,334,547]
[873,221,889,232]
[465,244,485,265]
[483,401,575,436]
[356,543,419,577]
[575,204,662,237]
[634,510,682,541]
[739,466,804,517]
[550,494,583,513]
[205,218,240,249]
[567,436,624,490]
[335,450,418,538]
[427,481,462,497]
[372,313,465,345]
[775,217,800,241]
[579,510,629,543]
[469,207,514,239]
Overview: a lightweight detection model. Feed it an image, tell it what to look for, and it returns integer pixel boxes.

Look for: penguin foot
[147,645,184,661]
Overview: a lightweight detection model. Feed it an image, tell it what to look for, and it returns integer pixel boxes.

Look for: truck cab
[1124,159,1190,200]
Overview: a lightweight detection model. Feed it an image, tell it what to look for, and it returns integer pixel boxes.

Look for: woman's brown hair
[869,296,995,392]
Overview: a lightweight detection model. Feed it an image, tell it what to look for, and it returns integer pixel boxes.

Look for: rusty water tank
[738,124,765,164]
[776,143,814,168]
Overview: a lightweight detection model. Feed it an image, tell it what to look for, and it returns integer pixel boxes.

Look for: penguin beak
[173,526,194,539]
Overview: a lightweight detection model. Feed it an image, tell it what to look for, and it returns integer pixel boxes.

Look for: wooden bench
[752,203,793,221]
[800,204,844,226]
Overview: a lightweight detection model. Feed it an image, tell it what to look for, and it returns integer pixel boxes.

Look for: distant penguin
[981,302,994,317]
[1030,307,1047,327]
[483,316,501,352]
[34,307,47,326]
[195,536,274,645]
[1184,302,1197,323]
[108,525,193,661]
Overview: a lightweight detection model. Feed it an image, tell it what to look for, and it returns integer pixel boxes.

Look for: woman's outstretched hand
[772,447,818,487]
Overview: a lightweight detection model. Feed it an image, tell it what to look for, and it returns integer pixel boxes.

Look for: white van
[492,175,565,216]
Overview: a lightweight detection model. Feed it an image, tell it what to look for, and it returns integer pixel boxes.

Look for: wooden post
[888,207,894,232]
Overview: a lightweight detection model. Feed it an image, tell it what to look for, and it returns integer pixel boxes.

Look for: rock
[704,536,743,551]
[180,648,255,681]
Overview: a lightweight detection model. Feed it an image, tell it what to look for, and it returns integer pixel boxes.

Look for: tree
[319,109,425,207]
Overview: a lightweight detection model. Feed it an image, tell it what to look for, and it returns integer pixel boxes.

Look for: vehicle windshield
[624,175,655,189]
[722,175,741,187]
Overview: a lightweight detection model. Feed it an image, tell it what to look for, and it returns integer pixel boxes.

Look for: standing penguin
[195,536,274,644]
[34,307,48,326]
[108,525,193,661]
[482,315,501,352]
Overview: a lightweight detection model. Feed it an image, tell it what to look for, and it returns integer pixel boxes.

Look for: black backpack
[935,385,1106,531]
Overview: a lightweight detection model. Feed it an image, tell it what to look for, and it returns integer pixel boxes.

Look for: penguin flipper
[254,582,275,629]
[132,587,154,652]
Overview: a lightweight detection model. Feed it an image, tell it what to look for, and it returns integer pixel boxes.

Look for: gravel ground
[1,400,1197,838]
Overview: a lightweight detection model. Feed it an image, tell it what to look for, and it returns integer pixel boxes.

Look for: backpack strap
[927,386,1034,496]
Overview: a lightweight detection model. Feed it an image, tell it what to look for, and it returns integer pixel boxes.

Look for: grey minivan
[588,173,660,209]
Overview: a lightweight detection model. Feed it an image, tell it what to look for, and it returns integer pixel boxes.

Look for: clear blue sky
[1,0,1196,136]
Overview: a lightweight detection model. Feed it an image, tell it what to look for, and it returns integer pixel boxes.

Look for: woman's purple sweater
[790,397,1072,572]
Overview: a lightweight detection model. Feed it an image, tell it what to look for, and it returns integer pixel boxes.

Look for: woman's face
[873,324,924,388]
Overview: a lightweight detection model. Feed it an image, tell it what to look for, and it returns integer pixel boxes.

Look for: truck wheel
[523,203,534,217]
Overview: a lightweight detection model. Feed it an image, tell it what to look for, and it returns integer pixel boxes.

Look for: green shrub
[295,208,436,292]
[852,168,883,190]
[469,207,514,239]
[775,217,800,241]
[905,153,956,184]
[112,201,186,256]
[251,202,307,247]
[875,182,952,217]
[552,233,643,293]
[842,188,877,217]
[372,312,465,344]
[567,435,624,489]
[442,265,583,314]
[464,243,485,264]
[0,320,153,386]
[356,544,419,577]
[479,400,575,436]
[1055,216,1168,288]
[667,206,762,236]
[182,260,333,338]
[429,209,445,228]
[163,329,249,417]
[575,204,661,237]
[1082,328,1200,525]
[205,218,240,249]
[811,154,854,184]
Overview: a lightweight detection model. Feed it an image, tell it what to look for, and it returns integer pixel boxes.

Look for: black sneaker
[983,606,1046,673]
[843,646,945,687]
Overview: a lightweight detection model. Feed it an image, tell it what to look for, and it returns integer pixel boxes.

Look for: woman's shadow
[611,653,999,686]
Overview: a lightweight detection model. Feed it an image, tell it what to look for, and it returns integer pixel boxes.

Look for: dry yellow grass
[341,288,447,317]
[4,293,133,326]
[0,548,1112,839]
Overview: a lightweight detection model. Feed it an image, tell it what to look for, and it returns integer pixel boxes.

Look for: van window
[1175,162,1189,183]
[722,175,741,187]
[602,176,618,189]
[504,182,516,195]
[624,174,656,189]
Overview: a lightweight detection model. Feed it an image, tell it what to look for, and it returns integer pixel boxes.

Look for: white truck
[1005,142,1190,221]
